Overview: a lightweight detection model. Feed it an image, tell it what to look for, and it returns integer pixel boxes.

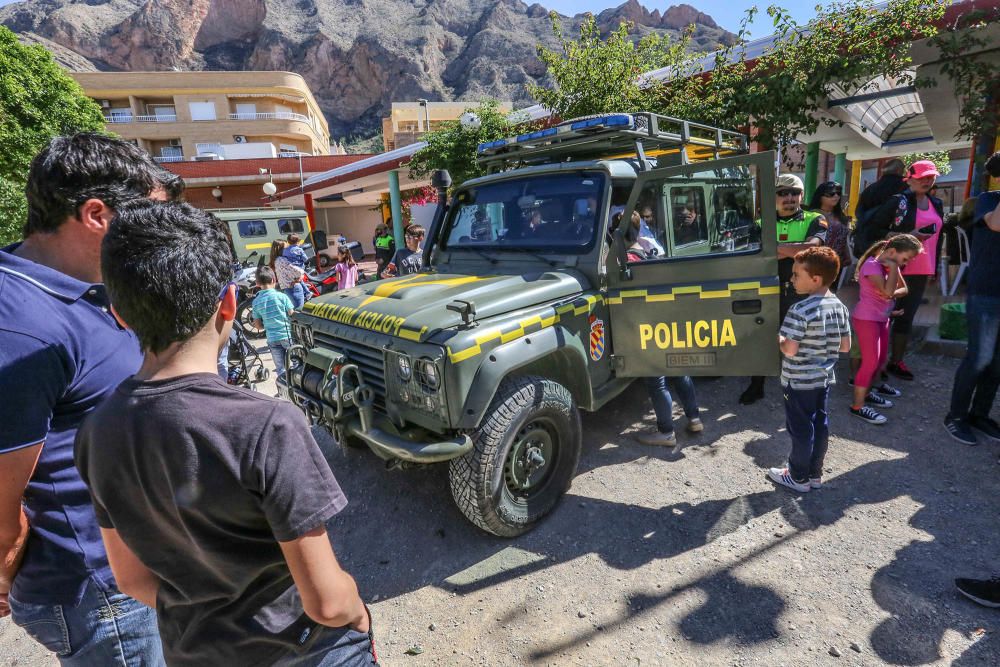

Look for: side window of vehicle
[237,219,267,237]
[278,218,305,234]
[628,164,761,262]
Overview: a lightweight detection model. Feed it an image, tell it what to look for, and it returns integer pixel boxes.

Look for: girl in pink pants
[850,234,923,424]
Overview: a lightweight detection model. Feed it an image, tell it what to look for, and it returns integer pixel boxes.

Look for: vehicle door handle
[732,299,761,315]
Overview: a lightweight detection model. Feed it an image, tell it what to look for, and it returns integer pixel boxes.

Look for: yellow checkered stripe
[606,278,780,305]
[447,294,604,363]
[397,325,428,342]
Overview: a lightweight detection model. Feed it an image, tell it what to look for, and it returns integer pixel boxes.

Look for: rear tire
[449,376,581,537]
[235,298,265,339]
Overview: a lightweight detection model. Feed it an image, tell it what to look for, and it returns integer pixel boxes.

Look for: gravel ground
[3,350,998,666]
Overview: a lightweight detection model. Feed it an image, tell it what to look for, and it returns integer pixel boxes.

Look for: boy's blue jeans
[643,376,699,433]
[269,339,291,381]
[949,294,1000,420]
[783,384,830,483]
[9,579,164,666]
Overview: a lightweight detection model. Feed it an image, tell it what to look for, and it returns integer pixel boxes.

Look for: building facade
[381,101,511,150]
[72,71,333,164]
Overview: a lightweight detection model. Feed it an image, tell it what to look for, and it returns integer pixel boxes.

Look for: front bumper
[278,371,472,464]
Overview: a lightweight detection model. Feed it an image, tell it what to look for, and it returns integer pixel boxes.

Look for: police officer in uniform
[739,173,829,405]
[373,222,395,279]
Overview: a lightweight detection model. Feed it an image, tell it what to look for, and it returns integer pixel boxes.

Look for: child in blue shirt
[252,267,295,380]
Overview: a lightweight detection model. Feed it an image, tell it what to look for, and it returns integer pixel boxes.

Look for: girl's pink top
[854,257,895,321]
[902,202,942,276]
[336,263,358,290]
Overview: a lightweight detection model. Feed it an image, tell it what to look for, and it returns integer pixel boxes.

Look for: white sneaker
[687,417,704,433]
[809,477,822,489]
[636,430,677,446]
[767,467,810,493]
[851,405,888,425]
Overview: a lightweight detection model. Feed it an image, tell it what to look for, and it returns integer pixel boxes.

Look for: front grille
[313,330,387,409]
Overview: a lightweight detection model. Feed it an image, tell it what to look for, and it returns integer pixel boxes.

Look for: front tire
[235,298,265,339]
[449,376,581,537]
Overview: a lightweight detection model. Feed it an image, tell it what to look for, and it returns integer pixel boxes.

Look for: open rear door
[607,152,780,377]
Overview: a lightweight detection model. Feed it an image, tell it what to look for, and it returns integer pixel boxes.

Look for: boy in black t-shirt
[384,223,425,277]
[75,200,376,666]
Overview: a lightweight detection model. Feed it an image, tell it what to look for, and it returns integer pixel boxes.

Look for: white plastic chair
[947,226,970,296]
[837,231,858,289]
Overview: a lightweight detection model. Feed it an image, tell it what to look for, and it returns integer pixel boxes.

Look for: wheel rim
[238,303,263,336]
[503,418,558,504]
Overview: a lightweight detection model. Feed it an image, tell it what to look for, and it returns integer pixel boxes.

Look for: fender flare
[455,324,593,429]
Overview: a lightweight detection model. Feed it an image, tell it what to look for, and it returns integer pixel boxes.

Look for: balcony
[153,155,184,163]
[228,111,310,123]
[137,114,177,122]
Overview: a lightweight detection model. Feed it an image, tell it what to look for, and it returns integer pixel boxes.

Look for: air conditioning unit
[100,99,111,108]
[168,139,182,147]
[233,135,247,144]
[194,153,222,161]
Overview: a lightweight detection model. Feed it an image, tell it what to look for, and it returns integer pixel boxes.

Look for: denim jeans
[269,339,291,381]
[643,376,699,433]
[783,385,830,483]
[949,294,1000,420]
[283,282,306,309]
[9,579,163,666]
[272,626,377,666]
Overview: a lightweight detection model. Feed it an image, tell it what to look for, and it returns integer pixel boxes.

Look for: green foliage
[407,100,529,187]
[922,7,1000,140]
[668,0,947,148]
[528,1,947,150]
[529,14,700,122]
[902,151,952,176]
[0,26,107,244]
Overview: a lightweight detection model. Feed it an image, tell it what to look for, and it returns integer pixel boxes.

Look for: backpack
[852,194,907,257]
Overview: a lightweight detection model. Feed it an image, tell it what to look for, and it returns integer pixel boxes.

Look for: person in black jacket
[853,159,909,256]
[866,160,946,381]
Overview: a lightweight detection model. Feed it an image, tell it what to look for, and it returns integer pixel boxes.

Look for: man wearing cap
[373,222,395,279]
[867,159,945,382]
[740,173,829,405]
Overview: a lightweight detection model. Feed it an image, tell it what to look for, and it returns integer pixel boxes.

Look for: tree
[902,151,952,176]
[407,100,530,187]
[528,0,947,150]
[529,14,700,122]
[0,26,107,245]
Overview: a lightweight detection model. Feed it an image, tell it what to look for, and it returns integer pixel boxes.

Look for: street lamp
[417,98,430,134]
[211,186,222,202]
[260,168,277,196]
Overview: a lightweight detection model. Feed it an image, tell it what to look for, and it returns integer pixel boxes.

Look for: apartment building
[72,71,332,164]
[381,101,511,150]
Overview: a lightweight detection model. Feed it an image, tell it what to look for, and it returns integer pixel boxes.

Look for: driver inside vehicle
[674,202,701,245]
[471,209,493,241]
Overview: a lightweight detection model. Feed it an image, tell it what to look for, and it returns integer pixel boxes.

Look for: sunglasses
[406,233,424,239]
[776,189,802,197]
[822,191,842,197]
[217,281,235,301]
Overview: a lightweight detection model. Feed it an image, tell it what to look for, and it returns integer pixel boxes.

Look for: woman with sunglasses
[808,181,852,289]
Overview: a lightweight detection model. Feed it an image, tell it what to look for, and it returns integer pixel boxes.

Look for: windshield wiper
[516,250,560,267]
[455,247,499,264]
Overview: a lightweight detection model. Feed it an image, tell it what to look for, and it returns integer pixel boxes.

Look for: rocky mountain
[0,0,733,143]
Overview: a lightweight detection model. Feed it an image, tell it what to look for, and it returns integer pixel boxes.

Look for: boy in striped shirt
[252,266,295,381]
[768,246,852,493]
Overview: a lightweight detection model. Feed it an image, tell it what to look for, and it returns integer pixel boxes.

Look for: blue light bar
[569,114,633,131]
[515,128,558,143]
[476,139,508,153]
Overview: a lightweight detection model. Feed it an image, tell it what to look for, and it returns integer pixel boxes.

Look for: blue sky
[0,0,818,35]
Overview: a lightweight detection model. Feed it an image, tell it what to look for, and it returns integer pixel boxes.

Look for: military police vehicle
[211,206,328,264]
[280,113,780,536]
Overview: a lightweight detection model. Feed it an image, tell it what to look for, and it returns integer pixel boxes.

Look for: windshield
[443,172,606,253]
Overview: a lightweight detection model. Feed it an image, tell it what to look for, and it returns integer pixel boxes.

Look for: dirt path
[3,352,998,666]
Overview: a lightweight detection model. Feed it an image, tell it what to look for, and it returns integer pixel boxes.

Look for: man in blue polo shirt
[0,133,181,664]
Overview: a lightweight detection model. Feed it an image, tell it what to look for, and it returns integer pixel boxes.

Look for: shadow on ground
[317,368,1000,665]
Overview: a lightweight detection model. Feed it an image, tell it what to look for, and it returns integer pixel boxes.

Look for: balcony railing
[153,155,184,163]
[137,114,177,123]
[104,114,134,124]
[228,111,310,123]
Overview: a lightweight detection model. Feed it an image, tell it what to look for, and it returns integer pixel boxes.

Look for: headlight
[397,354,412,381]
[416,358,439,390]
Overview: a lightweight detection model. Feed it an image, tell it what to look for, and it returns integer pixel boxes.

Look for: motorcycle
[234,252,265,339]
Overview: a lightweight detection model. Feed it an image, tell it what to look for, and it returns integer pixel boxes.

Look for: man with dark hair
[0,133,180,663]
[76,200,373,665]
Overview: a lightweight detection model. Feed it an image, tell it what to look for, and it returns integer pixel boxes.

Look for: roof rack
[476,112,748,173]
[205,205,298,213]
